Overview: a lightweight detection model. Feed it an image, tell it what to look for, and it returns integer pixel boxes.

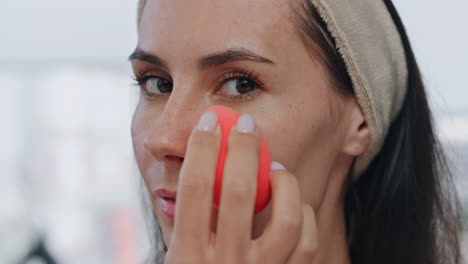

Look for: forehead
[138,0,299,62]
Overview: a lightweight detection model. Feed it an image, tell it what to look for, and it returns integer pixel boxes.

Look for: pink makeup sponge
[207,105,271,215]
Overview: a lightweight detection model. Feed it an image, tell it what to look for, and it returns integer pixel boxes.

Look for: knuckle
[205,248,216,263]
[251,245,267,264]
[300,239,318,257]
[225,181,255,200]
[168,242,213,264]
[165,248,207,264]
[280,213,302,231]
[213,247,256,264]
[180,173,210,195]
[244,250,258,264]
[299,244,318,260]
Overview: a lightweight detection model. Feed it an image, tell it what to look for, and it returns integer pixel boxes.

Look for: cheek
[131,100,161,149]
[261,120,299,169]
[131,103,156,178]
[261,106,329,173]
[131,105,171,233]
[131,105,146,156]
[260,105,341,208]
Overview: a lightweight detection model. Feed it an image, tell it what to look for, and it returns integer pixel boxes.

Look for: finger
[173,110,221,248]
[255,165,303,263]
[286,204,318,263]
[216,113,259,254]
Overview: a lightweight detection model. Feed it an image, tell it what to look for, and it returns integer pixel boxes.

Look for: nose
[144,101,201,168]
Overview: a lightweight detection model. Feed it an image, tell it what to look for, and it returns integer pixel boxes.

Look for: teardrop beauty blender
[207,105,271,215]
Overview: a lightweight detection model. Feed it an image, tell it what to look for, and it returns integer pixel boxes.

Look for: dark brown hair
[292,1,463,264]
[292,0,353,97]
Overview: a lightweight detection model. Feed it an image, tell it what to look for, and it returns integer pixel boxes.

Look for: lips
[155,189,177,218]
[155,188,177,200]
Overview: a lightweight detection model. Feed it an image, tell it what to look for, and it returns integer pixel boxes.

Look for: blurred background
[0,0,466,263]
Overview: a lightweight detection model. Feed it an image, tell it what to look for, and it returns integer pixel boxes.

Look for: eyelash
[132,69,263,103]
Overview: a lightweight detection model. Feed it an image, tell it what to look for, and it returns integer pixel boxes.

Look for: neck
[316,202,351,264]
[314,154,352,264]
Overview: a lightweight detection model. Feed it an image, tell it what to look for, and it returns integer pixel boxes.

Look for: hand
[165,111,318,264]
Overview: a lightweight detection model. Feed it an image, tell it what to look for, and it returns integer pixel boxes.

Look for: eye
[216,70,263,102]
[146,77,173,94]
[133,70,263,102]
[135,75,173,95]
[220,78,258,96]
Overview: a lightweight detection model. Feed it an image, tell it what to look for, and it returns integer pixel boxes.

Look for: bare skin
[130,0,370,262]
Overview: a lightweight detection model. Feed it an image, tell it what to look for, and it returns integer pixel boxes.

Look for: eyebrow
[129,47,170,71]
[128,47,275,71]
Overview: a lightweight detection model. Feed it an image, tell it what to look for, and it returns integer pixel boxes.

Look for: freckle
[288,103,293,109]
[297,142,304,151]
[280,126,287,134]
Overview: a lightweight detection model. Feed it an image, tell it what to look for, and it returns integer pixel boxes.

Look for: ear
[342,100,370,156]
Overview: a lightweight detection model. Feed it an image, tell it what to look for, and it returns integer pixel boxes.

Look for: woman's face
[131,0,366,247]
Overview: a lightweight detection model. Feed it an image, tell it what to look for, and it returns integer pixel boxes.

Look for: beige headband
[136,0,408,180]
[309,0,408,179]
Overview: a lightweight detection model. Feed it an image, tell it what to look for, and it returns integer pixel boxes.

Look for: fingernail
[197,110,218,131]
[271,161,286,171]
[236,113,255,133]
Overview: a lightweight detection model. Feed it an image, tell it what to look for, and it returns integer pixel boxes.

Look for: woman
[129,0,463,263]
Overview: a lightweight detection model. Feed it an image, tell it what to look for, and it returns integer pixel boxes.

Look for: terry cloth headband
[309,0,408,180]
[136,0,408,180]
